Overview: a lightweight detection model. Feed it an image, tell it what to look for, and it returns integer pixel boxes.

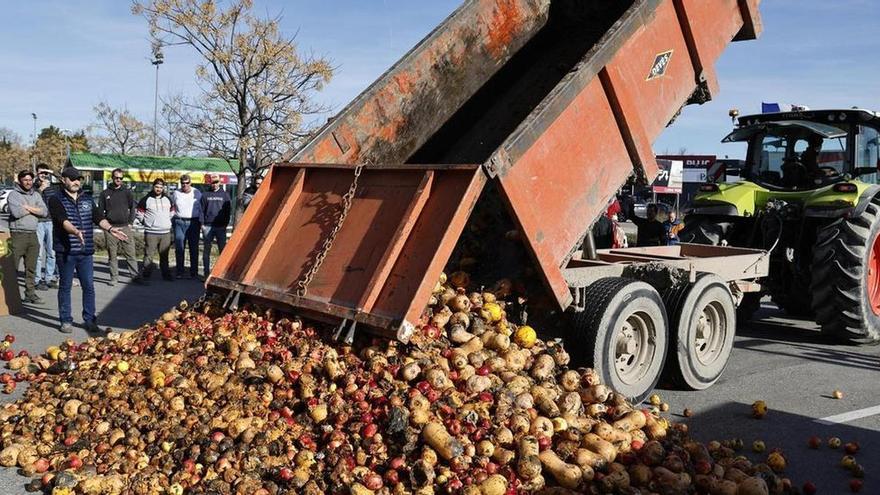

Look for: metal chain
[295,162,366,296]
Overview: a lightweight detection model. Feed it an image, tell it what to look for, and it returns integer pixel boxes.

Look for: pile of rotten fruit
[0,275,796,495]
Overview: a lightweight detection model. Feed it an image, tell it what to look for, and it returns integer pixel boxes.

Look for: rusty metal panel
[605,0,696,141]
[495,80,632,308]
[291,0,551,166]
[208,163,485,340]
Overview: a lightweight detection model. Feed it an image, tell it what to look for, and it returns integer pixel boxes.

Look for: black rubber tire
[662,274,736,390]
[810,198,880,344]
[568,277,668,403]
[736,292,762,323]
[678,215,733,245]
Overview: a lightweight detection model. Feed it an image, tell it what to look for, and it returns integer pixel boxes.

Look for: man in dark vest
[47,167,129,334]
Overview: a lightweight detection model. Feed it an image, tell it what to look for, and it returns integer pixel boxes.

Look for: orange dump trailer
[208,0,765,400]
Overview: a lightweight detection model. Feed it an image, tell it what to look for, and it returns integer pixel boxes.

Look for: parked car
[0,188,12,214]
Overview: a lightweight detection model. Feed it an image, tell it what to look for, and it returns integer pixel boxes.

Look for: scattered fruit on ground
[752,400,768,419]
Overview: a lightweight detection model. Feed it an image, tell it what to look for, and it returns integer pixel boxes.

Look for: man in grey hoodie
[7,170,48,303]
[136,178,175,281]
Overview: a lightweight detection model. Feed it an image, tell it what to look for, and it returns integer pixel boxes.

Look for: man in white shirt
[171,174,202,278]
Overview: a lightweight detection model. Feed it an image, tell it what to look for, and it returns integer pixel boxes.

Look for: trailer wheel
[810,197,880,344]
[663,274,736,390]
[568,277,668,403]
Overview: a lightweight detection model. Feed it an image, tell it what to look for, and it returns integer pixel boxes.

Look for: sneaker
[108,279,117,287]
[162,275,174,282]
[84,321,101,334]
[36,282,49,291]
[48,280,59,289]
[73,279,80,287]
[59,323,74,334]
[176,272,186,279]
[23,295,43,304]
[132,276,148,286]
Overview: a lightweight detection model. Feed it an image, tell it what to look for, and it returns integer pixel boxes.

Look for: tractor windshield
[729,121,849,189]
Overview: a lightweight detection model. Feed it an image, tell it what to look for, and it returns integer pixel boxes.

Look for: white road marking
[814,405,880,425]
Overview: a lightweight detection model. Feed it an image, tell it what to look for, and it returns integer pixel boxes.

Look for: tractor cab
[723,109,880,190]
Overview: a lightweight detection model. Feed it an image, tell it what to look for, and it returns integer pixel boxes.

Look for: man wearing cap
[34,164,60,291]
[6,170,48,304]
[199,173,231,278]
[47,167,129,334]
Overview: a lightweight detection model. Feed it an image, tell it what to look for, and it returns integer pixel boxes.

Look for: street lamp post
[151,44,164,156]
[31,113,37,172]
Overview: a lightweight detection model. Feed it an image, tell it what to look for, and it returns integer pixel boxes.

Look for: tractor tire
[662,274,736,390]
[678,216,733,245]
[568,277,668,403]
[810,197,880,344]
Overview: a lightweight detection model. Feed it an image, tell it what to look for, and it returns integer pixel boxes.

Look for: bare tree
[133,0,333,221]
[89,101,151,155]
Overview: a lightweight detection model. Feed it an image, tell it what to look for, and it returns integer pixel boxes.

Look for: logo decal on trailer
[646,50,673,81]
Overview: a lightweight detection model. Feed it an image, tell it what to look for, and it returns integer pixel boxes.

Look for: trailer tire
[810,197,880,344]
[568,277,668,404]
[662,274,736,390]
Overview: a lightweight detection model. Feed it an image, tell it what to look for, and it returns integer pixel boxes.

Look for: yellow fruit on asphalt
[513,326,537,348]
[116,361,130,373]
[751,400,768,419]
[832,390,844,400]
[828,437,842,449]
[752,440,766,453]
[767,452,786,472]
[649,394,662,406]
[841,455,857,470]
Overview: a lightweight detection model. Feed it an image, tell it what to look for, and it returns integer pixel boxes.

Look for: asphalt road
[0,261,876,492]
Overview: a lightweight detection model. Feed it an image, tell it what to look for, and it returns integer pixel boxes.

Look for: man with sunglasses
[171,174,201,278]
[47,167,129,334]
[34,164,59,290]
[98,168,140,285]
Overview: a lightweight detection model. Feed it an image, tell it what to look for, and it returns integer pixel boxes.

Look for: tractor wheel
[662,274,736,390]
[678,216,733,245]
[810,197,880,344]
[568,277,668,403]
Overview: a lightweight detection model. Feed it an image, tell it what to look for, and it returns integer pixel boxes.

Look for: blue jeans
[202,225,227,276]
[57,253,96,325]
[173,218,201,275]
[35,222,56,283]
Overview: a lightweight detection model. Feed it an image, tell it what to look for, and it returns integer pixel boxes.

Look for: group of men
[6,164,231,333]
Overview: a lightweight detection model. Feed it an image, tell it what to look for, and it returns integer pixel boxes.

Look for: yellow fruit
[649,394,662,406]
[841,455,857,470]
[150,371,165,388]
[161,441,174,453]
[481,302,503,323]
[116,361,130,373]
[828,437,842,449]
[832,390,844,400]
[167,483,184,495]
[767,452,786,472]
[52,488,73,495]
[751,400,768,419]
[752,440,766,453]
[46,346,61,361]
[551,417,568,432]
[513,326,537,348]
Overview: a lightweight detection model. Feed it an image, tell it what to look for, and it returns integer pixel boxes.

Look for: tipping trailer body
[209,0,762,341]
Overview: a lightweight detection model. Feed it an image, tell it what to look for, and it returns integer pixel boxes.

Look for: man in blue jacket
[199,173,231,278]
[47,167,128,334]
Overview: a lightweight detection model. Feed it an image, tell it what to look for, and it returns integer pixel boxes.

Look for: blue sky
[2,0,878,159]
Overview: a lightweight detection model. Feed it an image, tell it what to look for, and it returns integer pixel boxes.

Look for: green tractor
[681,109,880,344]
